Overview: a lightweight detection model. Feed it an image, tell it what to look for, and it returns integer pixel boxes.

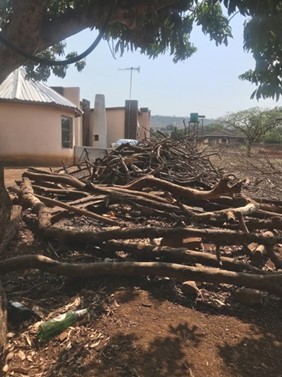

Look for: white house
[0,68,151,166]
[0,67,83,165]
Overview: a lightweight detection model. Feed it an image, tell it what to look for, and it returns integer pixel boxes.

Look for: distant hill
[151,115,215,129]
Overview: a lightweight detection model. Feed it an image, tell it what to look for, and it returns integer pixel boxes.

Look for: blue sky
[47,14,281,119]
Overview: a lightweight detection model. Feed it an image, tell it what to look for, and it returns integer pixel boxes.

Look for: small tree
[222,107,282,156]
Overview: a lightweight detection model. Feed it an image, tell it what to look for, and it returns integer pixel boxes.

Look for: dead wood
[258,202,282,214]
[201,217,282,232]
[31,184,90,199]
[266,245,282,270]
[18,178,118,226]
[19,177,52,229]
[22,171,86,190]
[121,175,244,200]
[91,138,222,186]
[38,225,281,248]
[1,255,282,296]
[35,193,118,226]
[89,183,172,204]
[248,242,266,259]
[258,209,282,218]
[4,139,282,310]
[247,231,274,261]
[104,241,262,273]
[181,201,259,223]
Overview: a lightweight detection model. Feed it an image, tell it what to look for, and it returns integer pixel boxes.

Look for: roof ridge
[0,67,82,116]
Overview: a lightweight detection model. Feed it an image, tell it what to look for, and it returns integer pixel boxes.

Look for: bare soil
[2,148,282,377]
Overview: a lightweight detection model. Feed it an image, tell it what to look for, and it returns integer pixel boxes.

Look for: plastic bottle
[37,309,88,342]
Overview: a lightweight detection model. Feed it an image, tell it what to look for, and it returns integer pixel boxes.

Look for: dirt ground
[1,148,282,377]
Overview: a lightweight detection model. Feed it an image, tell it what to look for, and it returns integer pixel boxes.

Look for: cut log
[247,242,266,259]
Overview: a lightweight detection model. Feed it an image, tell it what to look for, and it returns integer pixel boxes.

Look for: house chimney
[90,94,107,148]
[125,100,138,139]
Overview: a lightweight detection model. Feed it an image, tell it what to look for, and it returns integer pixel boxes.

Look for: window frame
[61,116,73,149]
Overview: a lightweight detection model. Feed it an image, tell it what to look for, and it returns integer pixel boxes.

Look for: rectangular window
[61,116,73,148]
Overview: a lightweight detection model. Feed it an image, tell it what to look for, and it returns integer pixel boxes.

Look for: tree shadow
[218,329,282,377]
[45,322,203,377]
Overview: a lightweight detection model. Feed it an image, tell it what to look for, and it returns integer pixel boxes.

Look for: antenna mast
[118,66,140,100]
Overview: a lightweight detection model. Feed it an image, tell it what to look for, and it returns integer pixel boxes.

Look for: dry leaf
[23,333,32,347]
[2,364,9,372]
[58,331,69,342]
[10,367,29,375]
[89,340,101,348]
[17,350,26,361]
[6,332,15,338]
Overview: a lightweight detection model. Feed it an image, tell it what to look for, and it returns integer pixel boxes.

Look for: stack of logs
[90,137,222,186]
[2,136,281,294]
[1,136,282,355]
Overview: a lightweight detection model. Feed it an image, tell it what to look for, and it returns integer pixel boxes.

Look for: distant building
[0,67,82,165]
[197,129,245,145]
[0,68,151,166]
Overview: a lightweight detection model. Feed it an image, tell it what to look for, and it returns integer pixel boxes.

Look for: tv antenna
[118,66,140,100]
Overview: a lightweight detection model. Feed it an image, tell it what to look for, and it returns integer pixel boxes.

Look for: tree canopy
[0,0,281,99]
[221,107,282,155]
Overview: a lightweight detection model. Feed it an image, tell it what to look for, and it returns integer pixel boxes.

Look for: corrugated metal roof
[0,67,82,115]
[201,129,244,138]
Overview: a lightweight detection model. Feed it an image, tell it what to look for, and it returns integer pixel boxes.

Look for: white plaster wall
[0,102,77,165]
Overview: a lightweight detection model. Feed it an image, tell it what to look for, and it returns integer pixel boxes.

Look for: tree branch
[1,255,282,296]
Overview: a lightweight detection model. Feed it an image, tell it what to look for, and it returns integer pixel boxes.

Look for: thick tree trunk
[246,142,252,157]
[0,0,176,84]
[0,280,7,362]
[0,166,10,363]
[0,167,22,362]
[0,167,12,253]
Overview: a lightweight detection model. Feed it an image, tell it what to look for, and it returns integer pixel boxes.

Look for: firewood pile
[90,137,222,187]
[3,136,282,300]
